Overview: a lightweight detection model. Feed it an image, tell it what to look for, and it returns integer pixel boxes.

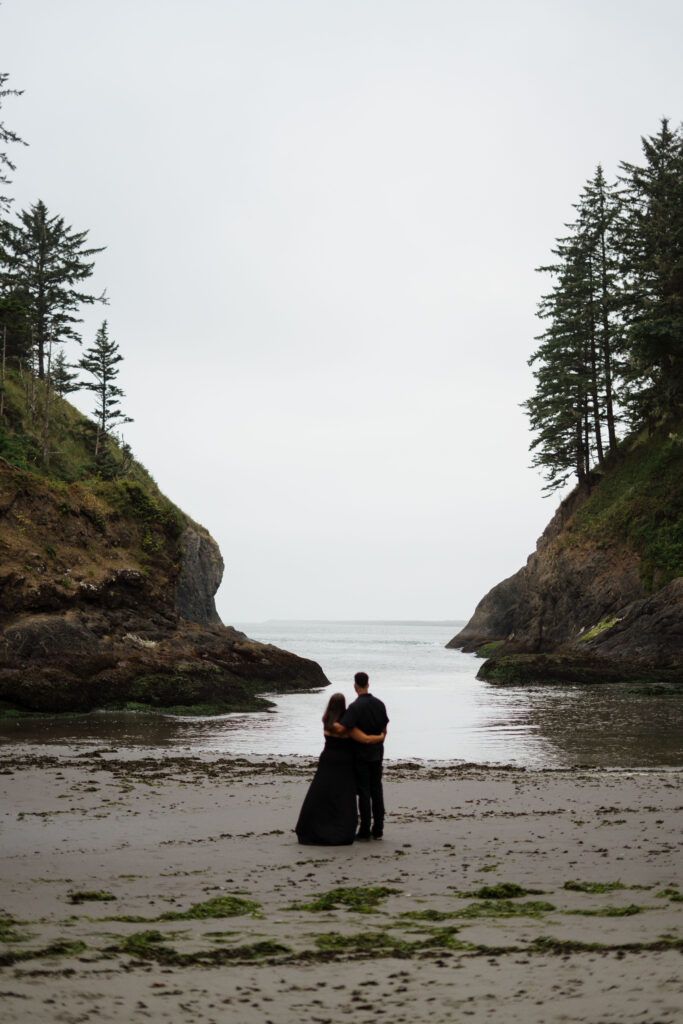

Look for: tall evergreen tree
[524,232,595,491]
[526,166,631,491]
[0,71,26,214]
[78,321,131,456]
[618,119,683,424]
[575,165,624,452]
[50,349,80,397]
[0,200,106,378]
[526,121,682,494]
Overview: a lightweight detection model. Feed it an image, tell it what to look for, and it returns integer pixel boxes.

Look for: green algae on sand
[159,894,261,920]
[289,885,400,914]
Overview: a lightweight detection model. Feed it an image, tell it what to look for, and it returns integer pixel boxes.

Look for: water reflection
[1,620,681,768]
[517,684,683,768]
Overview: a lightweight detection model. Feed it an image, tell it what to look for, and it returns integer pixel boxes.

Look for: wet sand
[0,749,681,1023]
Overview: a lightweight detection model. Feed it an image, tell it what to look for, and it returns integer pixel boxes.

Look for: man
[340,671,389,840]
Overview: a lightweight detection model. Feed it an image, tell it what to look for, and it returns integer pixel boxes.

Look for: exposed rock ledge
[0,469,328,713]
[447,486,682,685]
[0,612,327,714]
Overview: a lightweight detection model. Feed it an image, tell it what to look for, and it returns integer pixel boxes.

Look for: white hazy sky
[2,0,681,622]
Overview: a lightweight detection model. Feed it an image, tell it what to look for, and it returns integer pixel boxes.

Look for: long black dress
[295,734,358,845]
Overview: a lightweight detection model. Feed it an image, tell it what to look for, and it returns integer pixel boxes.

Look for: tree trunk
[95,381,106,459]
[0,325,6,419]
[575,422,582,482]
[37,240,46,379]
[42,337,53,465]
[582,391,592,484]
[599,223,618,451]
[587,256,604,464]
[575,419,585,485]
[29,339,36,422]
[37,333,45,380]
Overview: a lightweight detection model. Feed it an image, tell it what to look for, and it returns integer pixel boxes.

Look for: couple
[295,671,389,845]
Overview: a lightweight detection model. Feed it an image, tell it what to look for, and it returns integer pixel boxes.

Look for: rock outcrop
[447,428,683,682]
[175,526,224,626]
[580,577,683,661]
[449,490,648,654]
[0,466,328,713]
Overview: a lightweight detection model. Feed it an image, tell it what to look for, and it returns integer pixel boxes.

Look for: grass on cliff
[567,423,683,592]
[1,370,152,487]
[0,367,191,539]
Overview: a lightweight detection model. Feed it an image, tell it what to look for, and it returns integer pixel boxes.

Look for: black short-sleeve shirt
[340,693,389,762]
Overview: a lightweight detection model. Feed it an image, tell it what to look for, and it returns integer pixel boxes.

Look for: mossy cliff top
[448,422,683,683]
[567,424,683,595]
[0,367,179,499]
[0,367,211,625]
[0,369,328,714]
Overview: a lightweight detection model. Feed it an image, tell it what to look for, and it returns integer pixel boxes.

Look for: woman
[295,692,386,845]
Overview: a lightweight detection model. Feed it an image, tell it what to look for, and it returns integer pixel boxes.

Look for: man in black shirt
[340,671,389,839]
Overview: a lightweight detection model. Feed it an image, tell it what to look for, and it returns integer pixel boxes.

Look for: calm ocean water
[2,619,681,768]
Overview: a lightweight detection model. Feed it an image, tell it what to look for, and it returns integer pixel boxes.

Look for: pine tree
[78,321,132,456]
[525,121,682,493]
[50,349,80,397]
[618,119,683,424]
[0,71,26,214]
[524,233,595,491]
[0,322,6,418]
[526,167,629,491]
[0,200,106,378]
[575,165,624,452]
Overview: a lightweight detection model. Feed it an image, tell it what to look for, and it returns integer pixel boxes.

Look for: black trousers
[355,760,384,837]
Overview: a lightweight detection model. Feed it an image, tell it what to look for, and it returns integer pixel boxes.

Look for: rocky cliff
[0,460,328,714]
[448,425,683,683]
[175,526,224,627]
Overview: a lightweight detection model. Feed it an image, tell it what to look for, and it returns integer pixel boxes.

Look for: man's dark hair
[354,671,369,689]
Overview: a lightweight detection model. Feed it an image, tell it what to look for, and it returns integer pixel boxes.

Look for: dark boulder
[0,613,102,659]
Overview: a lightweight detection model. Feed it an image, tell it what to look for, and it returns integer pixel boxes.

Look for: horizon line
[232,618,467,625]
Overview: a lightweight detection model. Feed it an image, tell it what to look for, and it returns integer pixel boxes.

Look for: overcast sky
[2,0,681,622]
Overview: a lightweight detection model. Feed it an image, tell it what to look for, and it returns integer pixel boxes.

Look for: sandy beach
[0,748,681,1023]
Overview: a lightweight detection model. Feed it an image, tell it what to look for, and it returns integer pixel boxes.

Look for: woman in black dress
[295,693,386,845]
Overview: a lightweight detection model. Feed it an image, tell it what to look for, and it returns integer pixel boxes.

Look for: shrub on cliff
[98,481,185,541]
[570,425,683,591]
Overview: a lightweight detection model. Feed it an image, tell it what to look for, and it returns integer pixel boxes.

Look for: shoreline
[2,739,683,773]
[2,654,682,769]
[1,749,681,1022]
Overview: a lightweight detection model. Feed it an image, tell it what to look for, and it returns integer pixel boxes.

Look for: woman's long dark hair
[322,692,346,731]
